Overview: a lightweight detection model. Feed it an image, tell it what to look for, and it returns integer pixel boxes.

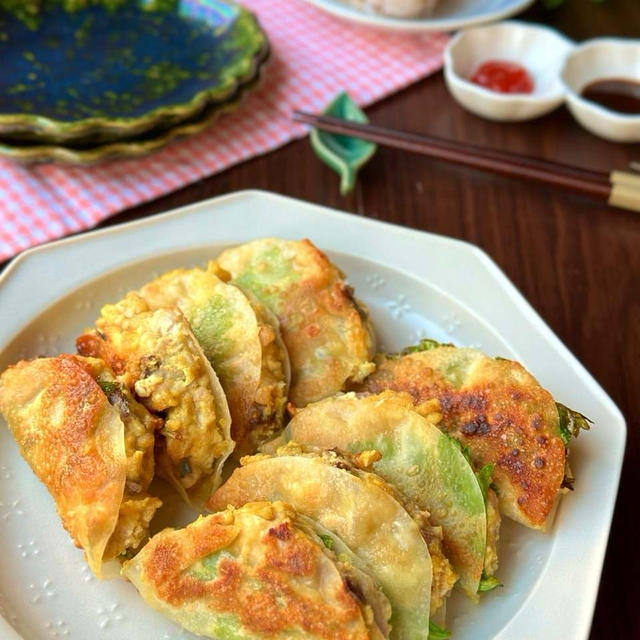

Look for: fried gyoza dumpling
[208,445,434,638]
[76,293,233,505]
[123,501,391,639]
[137,262,289,454]
[357,341,591,530]
[276,391,500,598]
[216,238,376,407]
[0,355,162,577]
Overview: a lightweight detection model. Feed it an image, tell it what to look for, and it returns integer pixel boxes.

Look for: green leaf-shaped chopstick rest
[310,92,377,195]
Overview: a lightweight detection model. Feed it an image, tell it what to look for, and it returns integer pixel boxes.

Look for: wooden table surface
[5,1,639,637]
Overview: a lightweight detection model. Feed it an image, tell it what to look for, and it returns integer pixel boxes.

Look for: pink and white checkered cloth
[0,0,448,261]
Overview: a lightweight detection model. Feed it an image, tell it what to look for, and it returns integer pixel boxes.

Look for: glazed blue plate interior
[0,0,262,125]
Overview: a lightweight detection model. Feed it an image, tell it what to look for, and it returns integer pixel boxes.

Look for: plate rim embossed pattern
[0,191,625,640]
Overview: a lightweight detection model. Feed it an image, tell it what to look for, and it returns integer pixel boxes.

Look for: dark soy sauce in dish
[581,78,640,115]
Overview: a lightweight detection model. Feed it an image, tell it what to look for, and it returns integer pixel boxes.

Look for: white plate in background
[0,190,624,640]
[299,0,534,32]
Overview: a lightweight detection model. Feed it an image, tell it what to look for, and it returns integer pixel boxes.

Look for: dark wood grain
[4,1,639,637]
[293,110,619,200]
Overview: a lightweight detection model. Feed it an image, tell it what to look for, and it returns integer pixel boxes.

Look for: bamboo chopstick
[293,110,640,213]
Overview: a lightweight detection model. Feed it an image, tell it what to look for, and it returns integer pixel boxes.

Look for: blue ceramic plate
[0,99,236,164]
[0,62,267,164]
[0,0,268,142]
[0,54,265,166]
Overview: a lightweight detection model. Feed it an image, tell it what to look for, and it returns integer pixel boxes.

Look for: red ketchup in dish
[471,60,535,94]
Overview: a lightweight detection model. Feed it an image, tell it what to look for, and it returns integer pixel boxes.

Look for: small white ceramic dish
[298,0,534,33]
[561,38,640,143]
[0,190,626,640]
[444,21,574,121]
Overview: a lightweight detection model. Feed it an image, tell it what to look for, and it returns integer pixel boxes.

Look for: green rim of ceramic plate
[0,2,268,142]
[0,42,269,164]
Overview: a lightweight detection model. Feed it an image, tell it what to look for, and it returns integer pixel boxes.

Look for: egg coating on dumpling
[137,262,289,454]
[77,293,233,505]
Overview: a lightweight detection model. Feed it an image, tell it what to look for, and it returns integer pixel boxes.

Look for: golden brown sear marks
[207,448,432,637]
[0,355,128,574]
[0,354,122,500]
[127,502,376,639]
[0,354,163,569]
[359,348,566,529]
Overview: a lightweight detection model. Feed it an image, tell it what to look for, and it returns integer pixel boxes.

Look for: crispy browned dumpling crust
[0,355,161,576]
[123,502,385,639]
[216,238,375,407]
[208,445,434,638]
[358,347,566,530]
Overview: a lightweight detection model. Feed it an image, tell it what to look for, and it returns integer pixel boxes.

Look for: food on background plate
[271,391,501,598]
[216,238,376,408]
[0,354,161,577]
[346,0,439,18]
[76,292,233,506]
[356,340,590,530]
[138,262,290,455]
[123,501,391,639]
[208,444,438,639]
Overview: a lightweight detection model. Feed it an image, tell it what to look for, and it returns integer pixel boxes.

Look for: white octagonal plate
[0,190,624,640]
